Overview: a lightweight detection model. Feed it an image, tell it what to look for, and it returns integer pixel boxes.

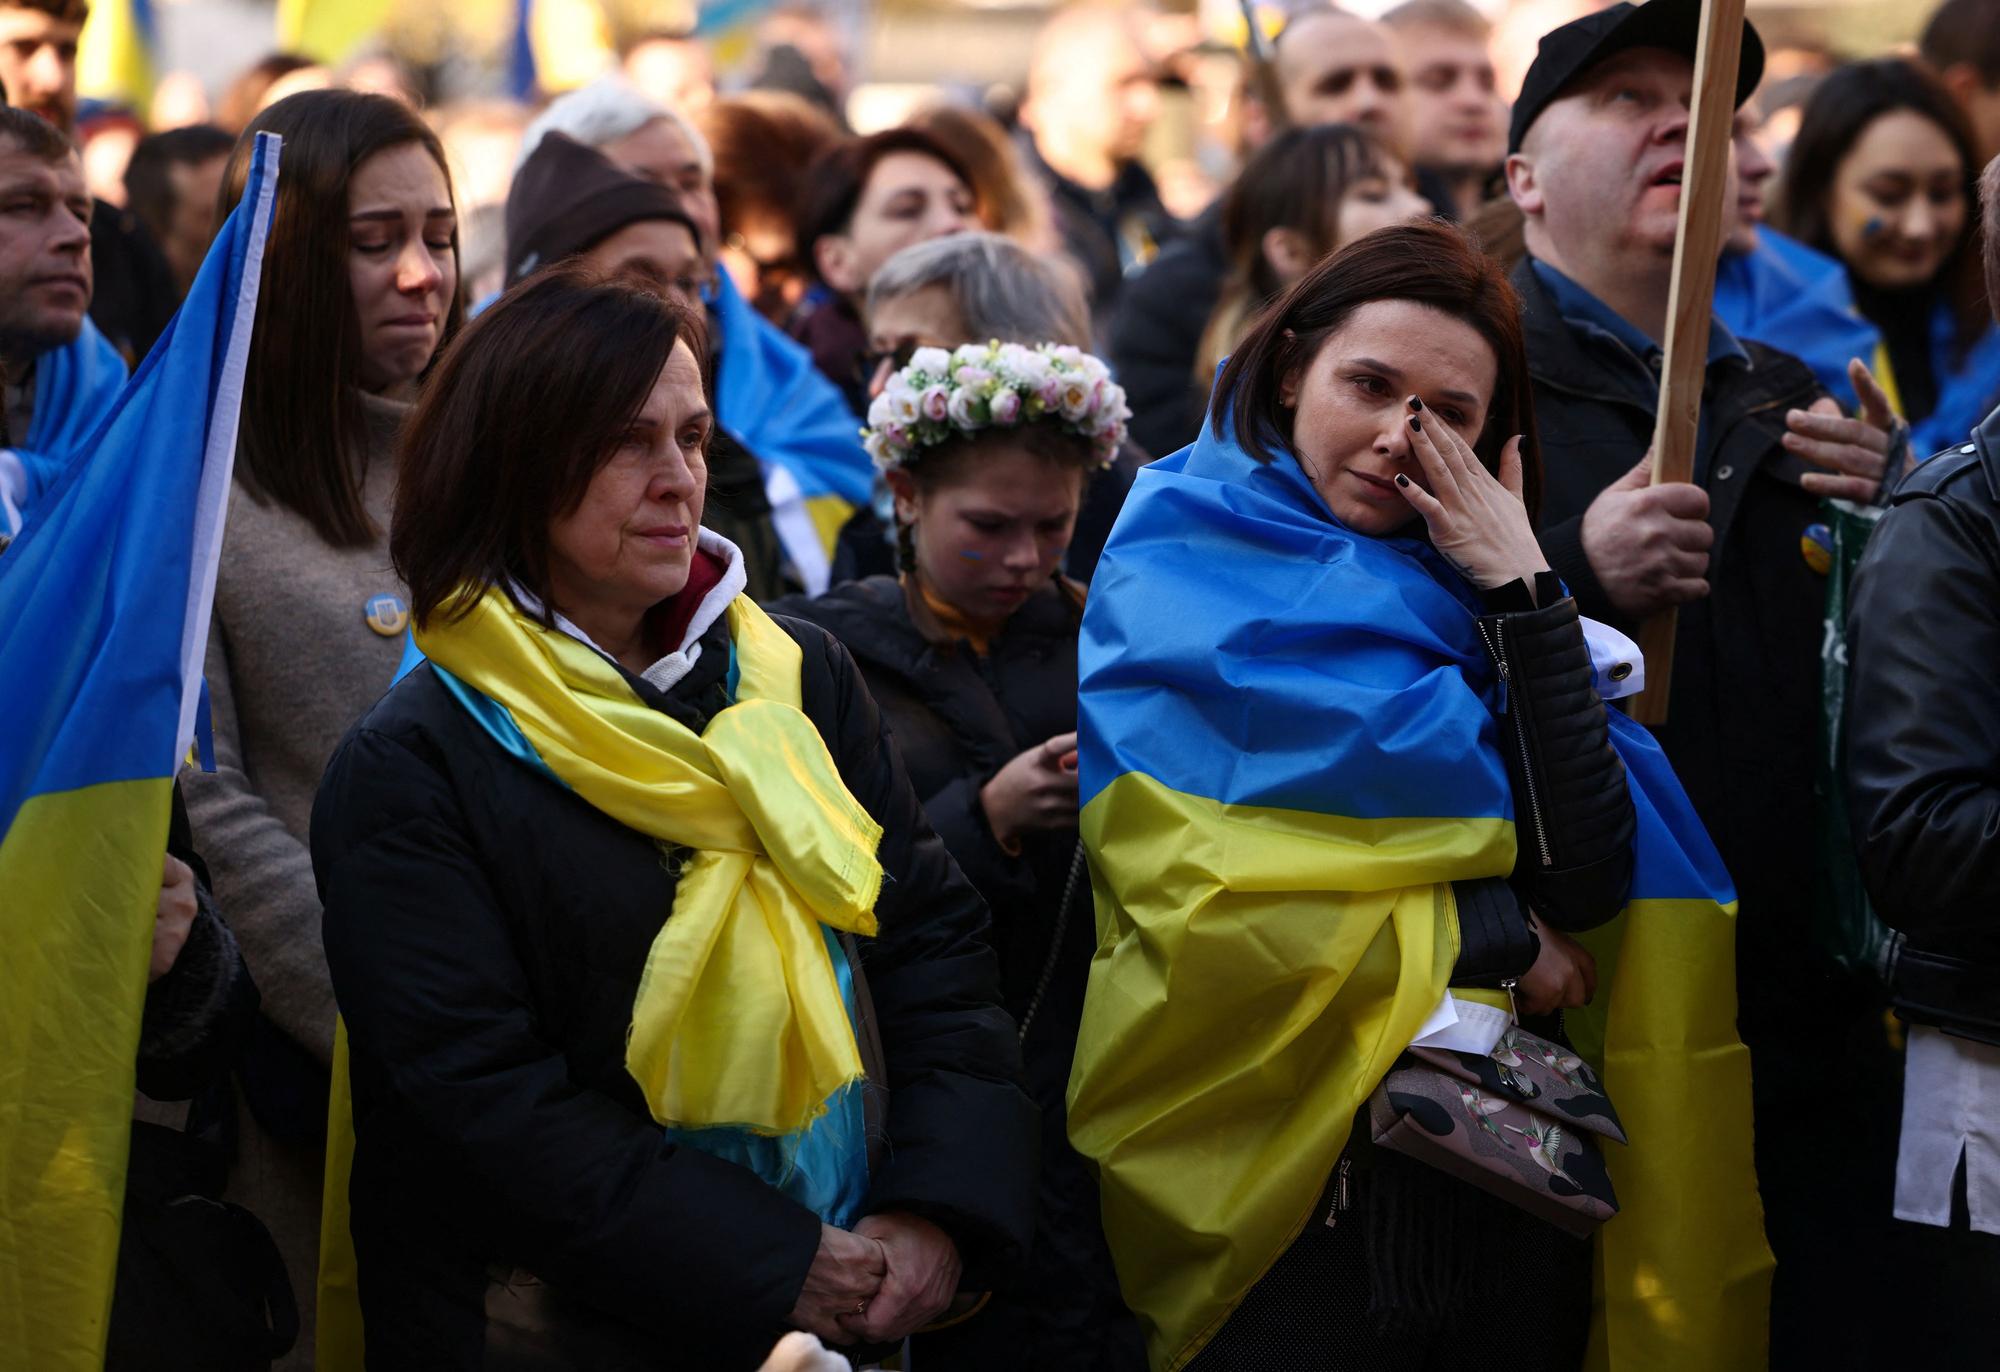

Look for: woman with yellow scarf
[309,264,1037,1367]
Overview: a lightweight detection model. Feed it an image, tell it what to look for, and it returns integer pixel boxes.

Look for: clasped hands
[1584,358,1908,621]
[787,1212,961,1348]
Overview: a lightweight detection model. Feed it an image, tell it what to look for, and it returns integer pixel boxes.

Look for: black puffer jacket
[771,575,1146,1370]
[1512,259,1829,1023]
[311,610,1038,1370]
[1846,403,2000,1042]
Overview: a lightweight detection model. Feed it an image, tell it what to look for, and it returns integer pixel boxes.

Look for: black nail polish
[1408,395,1424,412]
[1395,474,1410,487]
[1408,415,1422,432]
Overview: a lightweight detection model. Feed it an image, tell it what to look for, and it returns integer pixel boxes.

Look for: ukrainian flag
[1068,415,1772,1371]
[0,132,280,1369]
[707,267,872,592]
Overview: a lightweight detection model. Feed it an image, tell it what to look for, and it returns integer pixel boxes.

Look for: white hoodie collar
[511,528,748,695]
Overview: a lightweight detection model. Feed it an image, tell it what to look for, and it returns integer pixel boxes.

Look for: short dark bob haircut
[392,263,710,629]
[1215,217,1543,522]
[221,89,466,548]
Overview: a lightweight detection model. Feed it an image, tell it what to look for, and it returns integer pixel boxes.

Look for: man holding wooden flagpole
[1503,0,1907,1365]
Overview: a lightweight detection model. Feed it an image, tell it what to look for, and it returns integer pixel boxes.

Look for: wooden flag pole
[1627,0,1746,726]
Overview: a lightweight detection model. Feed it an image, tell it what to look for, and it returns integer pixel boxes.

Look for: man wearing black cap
[1504,1,1903,1363]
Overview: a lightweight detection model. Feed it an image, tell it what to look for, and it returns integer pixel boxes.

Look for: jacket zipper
[1478,617,1554,868]
[1324,1156,1354,1228]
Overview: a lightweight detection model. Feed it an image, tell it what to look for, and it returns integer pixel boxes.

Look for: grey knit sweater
[183,390,410,1065]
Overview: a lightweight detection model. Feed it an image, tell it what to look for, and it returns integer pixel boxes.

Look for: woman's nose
[653,450,700,502]
[1901,198,1939,243]
[397,241,442,296]
[869,356,894,399]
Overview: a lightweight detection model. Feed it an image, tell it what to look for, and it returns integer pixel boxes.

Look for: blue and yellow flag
[1068,416,1771,1370]
[0,132,281,1369]
[708,267,872,587]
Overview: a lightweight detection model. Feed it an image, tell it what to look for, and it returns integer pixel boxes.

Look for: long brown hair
[219,89,465,547]
[1217,218,1543,521]
[1773,58,1989,359]
[392,264,709,630]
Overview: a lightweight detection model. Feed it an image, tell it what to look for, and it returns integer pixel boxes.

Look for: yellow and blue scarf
[319,587,882,1368]
[1068,419,1771,1371]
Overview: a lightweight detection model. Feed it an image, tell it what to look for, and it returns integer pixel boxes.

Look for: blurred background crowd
[21,0,1997,412]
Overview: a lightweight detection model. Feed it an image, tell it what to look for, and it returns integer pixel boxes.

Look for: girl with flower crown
[774,340,1147,1371]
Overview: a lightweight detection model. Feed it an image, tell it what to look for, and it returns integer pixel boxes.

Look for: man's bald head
[1269,7,1407,148]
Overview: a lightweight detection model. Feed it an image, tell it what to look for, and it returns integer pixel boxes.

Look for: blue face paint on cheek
[957,549,985,561]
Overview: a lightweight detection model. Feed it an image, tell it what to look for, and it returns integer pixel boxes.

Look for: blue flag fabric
[1912,302,2000,458]
[707,265,872,508]
[1714,228,1882,410]
[3,316,129,533]
[0,131,281,1369]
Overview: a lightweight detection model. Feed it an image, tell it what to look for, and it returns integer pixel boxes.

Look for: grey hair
[867,232,1091,349]
[514,75,714,179]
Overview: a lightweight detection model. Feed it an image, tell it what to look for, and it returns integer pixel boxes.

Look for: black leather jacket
[1452,577,1638,985]
[1846,402,2000,1042]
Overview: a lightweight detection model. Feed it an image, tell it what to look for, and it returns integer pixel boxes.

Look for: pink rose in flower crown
[919,386,950,423]
[990,389,1023,426]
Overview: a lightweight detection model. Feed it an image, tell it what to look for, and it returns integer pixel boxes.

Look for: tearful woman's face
[346,142,458,395]
[1280,298,1496,537]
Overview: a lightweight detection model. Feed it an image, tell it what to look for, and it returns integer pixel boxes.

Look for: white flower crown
[862,341,1132,472]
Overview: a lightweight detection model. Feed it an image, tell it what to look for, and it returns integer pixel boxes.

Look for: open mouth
[1648,163,1685,189]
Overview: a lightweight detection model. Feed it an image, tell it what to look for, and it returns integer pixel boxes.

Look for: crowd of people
[6,0,2000,1366]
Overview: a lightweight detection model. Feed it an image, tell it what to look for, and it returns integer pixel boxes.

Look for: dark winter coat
[771,575,1146,1370]
[310,611,1039,1370]
[1847,402,2000,1042]
[1513,258,1829,1026]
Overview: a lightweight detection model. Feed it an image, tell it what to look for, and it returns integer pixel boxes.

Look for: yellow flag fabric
[315,1021,365,1372]
[75,0,153,107]
[415,586,883,1136]
[1068,775,1503,1368]
[0,780,166,1368]
[274,0,391,68]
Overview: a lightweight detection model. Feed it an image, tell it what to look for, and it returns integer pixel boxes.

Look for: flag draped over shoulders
[708,268,872,589]
[0,132,280,1370]
[1069,417,1770,1371]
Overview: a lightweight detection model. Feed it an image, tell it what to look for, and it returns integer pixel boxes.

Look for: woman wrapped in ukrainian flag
[1068,220,1772,1371]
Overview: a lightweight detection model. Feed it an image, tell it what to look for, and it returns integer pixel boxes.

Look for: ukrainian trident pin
[364,593,410,637]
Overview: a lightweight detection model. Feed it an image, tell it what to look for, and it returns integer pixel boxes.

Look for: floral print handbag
[1365,1024,1628,1238]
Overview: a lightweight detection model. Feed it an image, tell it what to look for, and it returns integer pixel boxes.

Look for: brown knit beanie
[505,132,701,283]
